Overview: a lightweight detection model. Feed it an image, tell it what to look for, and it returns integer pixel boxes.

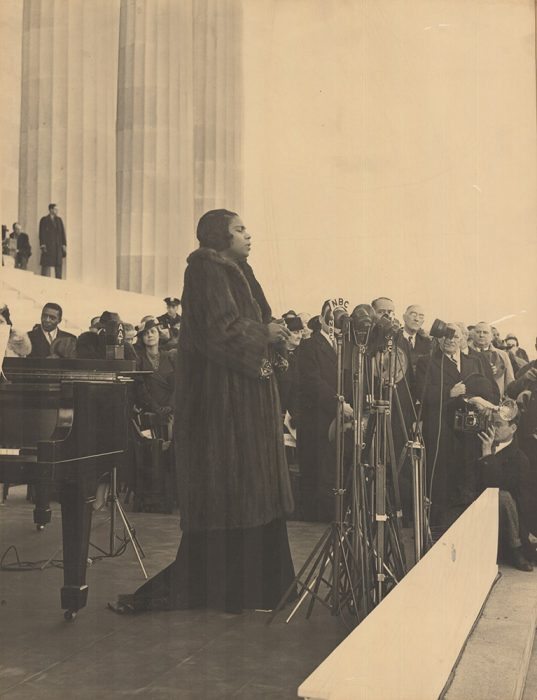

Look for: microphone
[333,307,351,330]
[351,304,376,331]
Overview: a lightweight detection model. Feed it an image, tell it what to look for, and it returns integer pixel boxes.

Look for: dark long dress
[125,248,296,612]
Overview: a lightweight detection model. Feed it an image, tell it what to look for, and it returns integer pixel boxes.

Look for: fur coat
[175,247,294,532]
[4,328,32,357]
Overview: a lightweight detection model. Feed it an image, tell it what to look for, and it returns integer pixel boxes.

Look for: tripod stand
[89,467,148,578]
[388,335,433,562]
[269,332,361,624]
[41,467,148,578]
[359,341,407,604]
[390,384,432,562]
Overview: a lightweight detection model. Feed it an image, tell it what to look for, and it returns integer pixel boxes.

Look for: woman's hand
[267,321,291,345]
[478,425,495,457]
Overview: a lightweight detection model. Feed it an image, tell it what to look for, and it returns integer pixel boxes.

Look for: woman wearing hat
[131,317,176,513]
[110,209,296,614]
[134,317,176,421]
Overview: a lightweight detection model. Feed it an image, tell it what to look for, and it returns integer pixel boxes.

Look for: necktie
[449,354,457,369]
[408,335,415,349]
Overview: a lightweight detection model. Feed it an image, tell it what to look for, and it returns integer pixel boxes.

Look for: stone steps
[0,266,164,336]
[444,566,537,700]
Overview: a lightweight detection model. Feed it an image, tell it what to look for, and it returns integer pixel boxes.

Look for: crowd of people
[277,299,537,575]
[2,207,537,616]
[0,297,182,512]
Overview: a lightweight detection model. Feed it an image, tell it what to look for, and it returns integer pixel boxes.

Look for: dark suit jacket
[506,360,537,446]
[400,331,432,376]
[391,334,420,462]
[468,346,496,387]
[9,232,31,259]
[39,215,66,267]
[296,331,338,520]
[27,326,77,358]
[134,348,176,414]
[477,440,537,535]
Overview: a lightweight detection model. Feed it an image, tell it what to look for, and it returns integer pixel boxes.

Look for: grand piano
[0,356,136,620]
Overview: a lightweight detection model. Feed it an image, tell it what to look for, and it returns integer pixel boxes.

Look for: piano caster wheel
[36,525,45,532]
[64,610,77,622]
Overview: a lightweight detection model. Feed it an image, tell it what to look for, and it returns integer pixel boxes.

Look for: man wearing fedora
[76,311,137,360]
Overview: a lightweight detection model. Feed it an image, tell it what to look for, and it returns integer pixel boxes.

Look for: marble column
[18,0,119,286]
[0,1,23,232]
[116,0,195,297]
[193,0,243,220]
[116,0,243,296]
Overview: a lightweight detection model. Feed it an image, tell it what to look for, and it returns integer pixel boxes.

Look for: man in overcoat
[39,203,66,278]
[416,323,499,530]
[297,300,353,522]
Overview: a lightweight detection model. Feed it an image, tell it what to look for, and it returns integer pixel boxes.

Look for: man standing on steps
[39,203,66,279]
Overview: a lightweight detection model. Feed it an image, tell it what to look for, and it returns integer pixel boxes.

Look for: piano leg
[59,474,96,620]
[33,478,52,530]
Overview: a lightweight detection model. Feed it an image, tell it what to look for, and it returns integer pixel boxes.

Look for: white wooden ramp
[298,488,499,700]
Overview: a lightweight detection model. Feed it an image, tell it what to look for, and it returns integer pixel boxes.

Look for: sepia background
[1,0,536,350]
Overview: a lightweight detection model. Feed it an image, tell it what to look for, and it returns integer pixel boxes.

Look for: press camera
[453,406,490,433]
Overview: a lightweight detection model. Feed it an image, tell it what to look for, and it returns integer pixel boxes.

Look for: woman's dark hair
[0,305,12,326]
[196,209,238,251]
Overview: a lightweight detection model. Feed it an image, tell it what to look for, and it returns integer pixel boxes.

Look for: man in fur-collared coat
[416,323,499,529]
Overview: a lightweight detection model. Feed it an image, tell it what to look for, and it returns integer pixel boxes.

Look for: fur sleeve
[182,258,269,378]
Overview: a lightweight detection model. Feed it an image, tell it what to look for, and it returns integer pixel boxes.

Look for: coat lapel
[433,349,461,383]
[460,353,478,381]
[314,332,337,365]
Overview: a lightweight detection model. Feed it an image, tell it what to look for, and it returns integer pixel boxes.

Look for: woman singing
[110,209,296,614]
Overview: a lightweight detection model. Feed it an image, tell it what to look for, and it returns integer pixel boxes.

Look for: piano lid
[2,357,137,383]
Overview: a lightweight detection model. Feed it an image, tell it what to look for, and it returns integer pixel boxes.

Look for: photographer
[505,343,537,470]
[416,323,499,530]
[476,414,537,571]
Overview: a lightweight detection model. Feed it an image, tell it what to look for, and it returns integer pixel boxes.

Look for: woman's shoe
[107,601,135,615]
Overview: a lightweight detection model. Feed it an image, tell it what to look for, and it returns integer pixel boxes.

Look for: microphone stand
[269,325,360,625]
[350,332,374,616]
